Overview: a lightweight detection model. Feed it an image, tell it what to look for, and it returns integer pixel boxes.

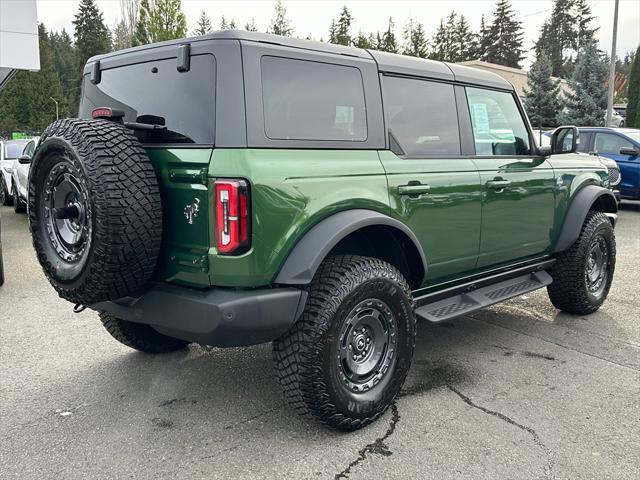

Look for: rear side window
[382,76,460,157]
[79,55,215,144]
[465,88,531,156]
[261,56,367,141]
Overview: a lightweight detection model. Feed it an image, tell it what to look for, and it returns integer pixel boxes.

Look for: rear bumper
[91,283,307,347]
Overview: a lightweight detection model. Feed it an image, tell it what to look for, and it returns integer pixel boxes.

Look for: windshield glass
[4,142,28,159]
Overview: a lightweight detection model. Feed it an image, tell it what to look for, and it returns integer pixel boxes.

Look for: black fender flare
[275,209,428,285]
[553,185,617,253]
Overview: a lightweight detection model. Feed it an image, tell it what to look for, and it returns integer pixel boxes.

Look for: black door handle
[486,178,511,189]
[398,183,431,196]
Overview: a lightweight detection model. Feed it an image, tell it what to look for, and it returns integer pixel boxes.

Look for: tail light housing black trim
[214,179,250,255]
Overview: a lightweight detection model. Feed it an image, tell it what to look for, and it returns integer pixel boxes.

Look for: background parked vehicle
[578,127,640,200]
[0,139,30,206]
[537,129,622,201]
[10,137,38,213]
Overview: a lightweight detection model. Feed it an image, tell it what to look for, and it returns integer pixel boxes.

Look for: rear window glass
[382,76,461,157]
[261,56,367,142]
[79,55,215,144]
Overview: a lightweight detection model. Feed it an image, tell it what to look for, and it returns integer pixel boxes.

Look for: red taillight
[92,107,113,119]
[214,179,250,255]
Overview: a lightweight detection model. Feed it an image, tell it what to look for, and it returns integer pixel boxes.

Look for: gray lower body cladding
[91,283,307,347]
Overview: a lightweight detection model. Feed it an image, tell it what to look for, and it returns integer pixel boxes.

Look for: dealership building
[0,0,40,90]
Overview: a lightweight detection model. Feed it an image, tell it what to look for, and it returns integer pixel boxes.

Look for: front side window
[594,133,634,155]
[466,87,531,156]
[382,76,460,157]
[23,141,36,157]
[261,56,367,141]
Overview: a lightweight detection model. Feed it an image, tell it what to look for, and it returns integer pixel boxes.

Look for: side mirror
[550,126,579,154]
[17,155,31,165]
[619,147,639,157]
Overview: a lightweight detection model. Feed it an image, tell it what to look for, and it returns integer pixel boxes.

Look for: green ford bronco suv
[27,31,617,431]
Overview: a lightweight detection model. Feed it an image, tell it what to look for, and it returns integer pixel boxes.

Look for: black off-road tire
[0,180,12,206]
[99,312,190,354]
[273,255,416,431]
[12,184,26,213]
[28,119,162,304]
[547,211,616,315]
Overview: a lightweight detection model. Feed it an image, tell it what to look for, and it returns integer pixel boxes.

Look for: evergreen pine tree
[563,41,609,126]
[524,53,563,127]
[132,0,150,46]
[329,6,353,46]
[546,0,578,77]
[229,20,238,29]
[244,19,258,32]
[378,18,398,53]
[476,14,491,61]
[220,16,229,30]
[429,19,448,61]
[0,24,67,132]
[534,20,553,58]
[73,0,111,112]
[444,12,458,62]
[147,0,187,42]
[269,0,293,37]
[112,19,131,50]
[49,29,78,112]
[353,31,376,49]
[454,15,477,62]
[402,18,428,58]
[193,10,212,36]
[482,0,525,68]
[574,0,598,52]
[626,46,640,128]
[73,0,111,67]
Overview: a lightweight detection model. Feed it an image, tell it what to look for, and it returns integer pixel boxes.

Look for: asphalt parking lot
[1,203,638,480]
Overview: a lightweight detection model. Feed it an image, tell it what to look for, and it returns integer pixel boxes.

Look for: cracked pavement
[1,202,639,479]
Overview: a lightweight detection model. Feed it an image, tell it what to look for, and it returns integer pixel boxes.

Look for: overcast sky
[35,0,640,66]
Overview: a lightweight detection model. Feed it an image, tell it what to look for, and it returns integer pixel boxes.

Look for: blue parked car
[577,128,640,200]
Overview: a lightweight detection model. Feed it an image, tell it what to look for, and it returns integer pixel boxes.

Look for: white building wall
[0,0,40,87]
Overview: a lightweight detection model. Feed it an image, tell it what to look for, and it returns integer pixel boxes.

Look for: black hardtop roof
[87,30,512,90]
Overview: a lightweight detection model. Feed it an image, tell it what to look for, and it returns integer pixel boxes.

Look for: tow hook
[73,303,87,313]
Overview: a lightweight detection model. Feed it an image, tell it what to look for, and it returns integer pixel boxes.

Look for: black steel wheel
[273,255,416,431]
[548,211,616,314]
[28,118,162,304]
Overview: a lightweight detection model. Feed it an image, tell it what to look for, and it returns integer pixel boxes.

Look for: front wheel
[547,211,616,314]
[273,255,416,431]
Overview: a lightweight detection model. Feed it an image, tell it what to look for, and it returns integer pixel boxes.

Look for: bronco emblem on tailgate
[184,198,200,225]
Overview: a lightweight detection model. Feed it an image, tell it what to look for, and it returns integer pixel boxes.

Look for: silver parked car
[0,139,30,206]
[10,137,39,213]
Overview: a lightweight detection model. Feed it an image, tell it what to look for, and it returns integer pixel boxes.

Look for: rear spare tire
[28,118,162,304]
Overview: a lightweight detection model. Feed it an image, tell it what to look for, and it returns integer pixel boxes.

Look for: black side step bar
[415,270,552,323]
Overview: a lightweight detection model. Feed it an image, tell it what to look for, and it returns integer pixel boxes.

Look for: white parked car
[0,139,30,206]
[10,137,39,213]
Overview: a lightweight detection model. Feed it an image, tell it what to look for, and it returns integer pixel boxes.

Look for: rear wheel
[12,183,25,213]
[273,255,416,431]
[99,312,190,354]
[548,211,616,314]
[0,180,12,206]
